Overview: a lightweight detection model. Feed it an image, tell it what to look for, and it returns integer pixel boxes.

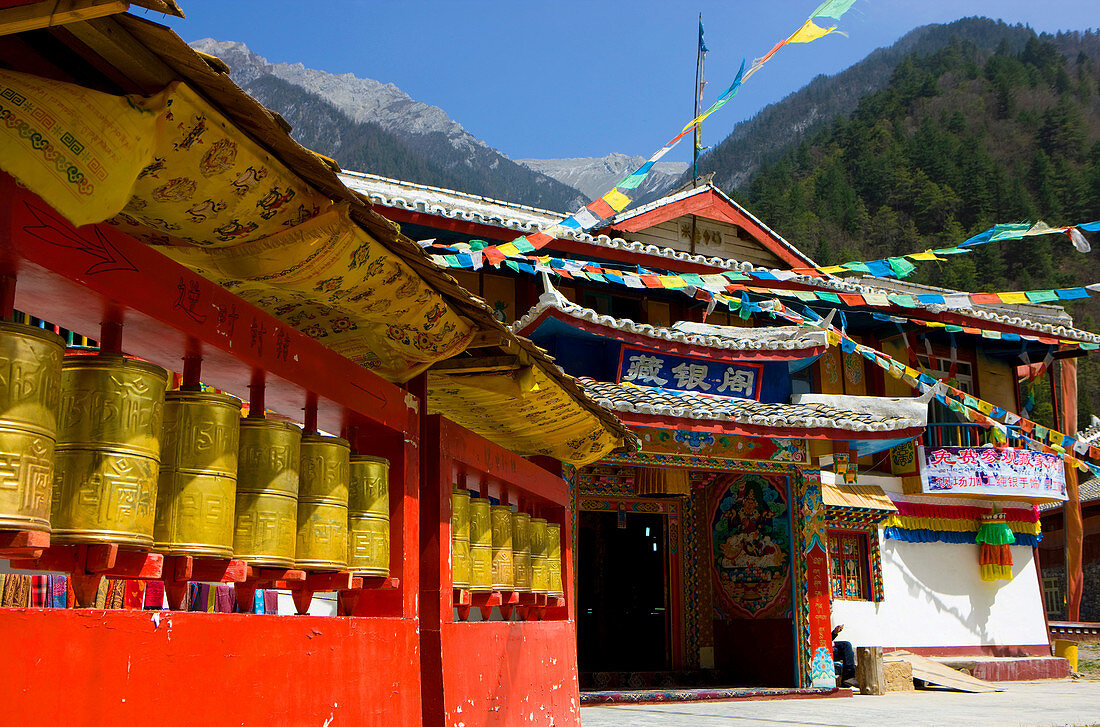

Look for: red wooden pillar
[1055,359,1083,621]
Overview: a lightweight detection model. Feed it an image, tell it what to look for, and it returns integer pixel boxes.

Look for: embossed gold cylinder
[530,517,549,594]
[0,322,63,532]
[547,522,564,597]
[469,496,492,592]
[451,487,470,589]
[512,512,531,592]
[295,433,349,570]
[154,391,241,557]
[51,355,168,546]
[490,504,514,590]
[347,455,389,576]
[233,418,301,568]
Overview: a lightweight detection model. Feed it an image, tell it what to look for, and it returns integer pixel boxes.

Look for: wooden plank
[0,0,127,37]
[430,355,520,374]
[65,14,176,93]
[885,651,1002,693]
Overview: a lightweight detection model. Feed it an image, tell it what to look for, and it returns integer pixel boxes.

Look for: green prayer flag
[887,257,916,277]
[945,325,963,333]
[811,0,857,19]
[931,247,969,255]
[723,271,750,281]
[842,262,872,273]
[888,294,917,307]
[817,292,842,304]
[506,260,520,272]
[1025,290,1059,303]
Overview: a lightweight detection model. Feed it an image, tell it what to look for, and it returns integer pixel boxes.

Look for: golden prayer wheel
[154,391,241,557]
[530,517,549,594]
[233,418,301,567]
[451,487,471,589]
[296,433,349,570]
[512,512,531,592]
[490,504,514,590]
[0,322,64,532]
[469,496,492,592]
[51,355,168,546]
[347,454,390,576]
[547,522,564,597]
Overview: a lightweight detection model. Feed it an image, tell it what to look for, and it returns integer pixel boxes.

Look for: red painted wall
[0,609,422,726]
[441,622,581,726]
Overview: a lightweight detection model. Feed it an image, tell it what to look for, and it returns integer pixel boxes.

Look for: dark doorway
[578,510,669,672]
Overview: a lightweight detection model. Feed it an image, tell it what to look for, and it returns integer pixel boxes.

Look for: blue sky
[154,1,1097,163]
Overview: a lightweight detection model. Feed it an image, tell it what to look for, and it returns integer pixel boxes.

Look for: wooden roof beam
[430,355,522,374]
[0,0,130,38]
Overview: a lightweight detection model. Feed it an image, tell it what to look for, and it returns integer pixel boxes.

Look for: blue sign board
[616,345,763,400]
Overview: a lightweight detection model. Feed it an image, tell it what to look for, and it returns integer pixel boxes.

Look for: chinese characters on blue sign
[617,345,763,400]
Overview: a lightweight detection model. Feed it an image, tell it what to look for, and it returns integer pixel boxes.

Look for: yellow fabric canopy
[822,481,897,511]
[429,365,628,466]
[0,68,166,227]
[160,205,474,382]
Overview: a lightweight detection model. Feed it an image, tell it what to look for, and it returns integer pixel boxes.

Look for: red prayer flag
[586,198,615,219]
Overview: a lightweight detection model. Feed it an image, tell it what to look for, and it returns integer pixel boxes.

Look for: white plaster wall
[830,532,1049,650]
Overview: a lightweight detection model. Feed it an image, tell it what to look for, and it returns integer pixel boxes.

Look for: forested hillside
[691,18,1043,191]
[734,30,1100,423]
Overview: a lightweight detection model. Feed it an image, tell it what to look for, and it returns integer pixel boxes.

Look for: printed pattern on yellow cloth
[160,205,473,382]
[881,514,1042,537]
[119,83,330,248]
[429,366,623,466]
[0,69,166,227]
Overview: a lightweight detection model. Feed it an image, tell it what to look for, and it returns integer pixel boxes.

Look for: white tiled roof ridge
[512,288,827,352]
[339,171,1099,343]
[577,378,924,432]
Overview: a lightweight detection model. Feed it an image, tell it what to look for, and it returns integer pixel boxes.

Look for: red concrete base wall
[0,609,421,726]
[894,643,1051,657]
[440,621,581,727]
[969,658,1070,681]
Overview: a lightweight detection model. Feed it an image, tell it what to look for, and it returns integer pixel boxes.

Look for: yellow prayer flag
[998,292,1030,304]
[819,265,847,274]
[908,251,942,261]
[787,18,837,44]
[977,400,994,415]
[602,189,632,212]
[498,243,520,257]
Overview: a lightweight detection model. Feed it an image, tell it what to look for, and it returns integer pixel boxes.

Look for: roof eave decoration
[603,183,816,269]
[341,173,1096,343]
[514,285,828,360]
[579,378,928,440]
[0,14,634,462]
[429,355,637,466]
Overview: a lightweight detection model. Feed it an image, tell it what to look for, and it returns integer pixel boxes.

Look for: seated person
[832,623,856,684]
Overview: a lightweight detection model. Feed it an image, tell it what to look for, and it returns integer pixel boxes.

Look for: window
[828,530,871,600]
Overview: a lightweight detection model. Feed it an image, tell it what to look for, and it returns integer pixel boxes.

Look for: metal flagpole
[693,13,707,187]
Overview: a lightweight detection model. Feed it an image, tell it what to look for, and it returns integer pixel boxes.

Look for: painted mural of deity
[711,474,791,618]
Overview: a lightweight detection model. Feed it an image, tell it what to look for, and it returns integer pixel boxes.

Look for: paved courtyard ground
[580,678,1100,726]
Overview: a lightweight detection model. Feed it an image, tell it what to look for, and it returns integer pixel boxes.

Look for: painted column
[796,467,835,688]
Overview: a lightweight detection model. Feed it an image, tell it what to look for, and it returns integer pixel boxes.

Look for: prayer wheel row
[450,488,563,597]
[0,324,390,575]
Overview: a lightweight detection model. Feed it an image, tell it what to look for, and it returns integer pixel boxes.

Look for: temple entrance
[709,473,798,687]
[577,510,669,673]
